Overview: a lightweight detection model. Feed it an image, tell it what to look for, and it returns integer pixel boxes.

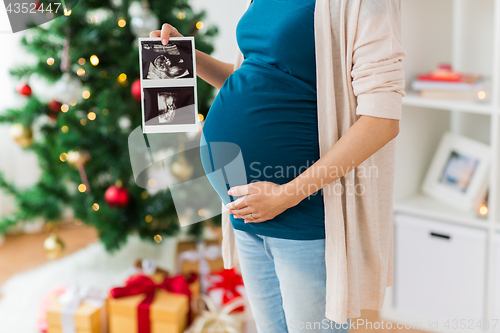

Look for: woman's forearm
[195,50,234,89]
[283,115,400,207]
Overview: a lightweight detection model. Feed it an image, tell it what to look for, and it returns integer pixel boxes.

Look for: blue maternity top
[200,0,324,240]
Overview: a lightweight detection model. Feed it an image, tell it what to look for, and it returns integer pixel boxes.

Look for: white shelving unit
[380,0,500,332]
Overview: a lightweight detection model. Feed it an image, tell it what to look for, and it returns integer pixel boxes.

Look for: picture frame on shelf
[422,131,490,213]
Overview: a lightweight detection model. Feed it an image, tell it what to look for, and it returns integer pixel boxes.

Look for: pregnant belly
[200,62,320,203]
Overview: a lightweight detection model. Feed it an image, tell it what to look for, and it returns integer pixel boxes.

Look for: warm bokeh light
[77,68,85,76]
[92,203,100,211]
[64,8,71,16]
[90,55,99,66]
[479,204,488,216]
[87,112,96,121]
[177,12,185,19]
[78,184,86,192]
[477,91,487,100]
[82,90,90,99]
[148,179,157,187]
[61,126,69,133]
[59,153,68,162]
[78,58,86,65]
[117,73,127,82]
[154,235,162,243]
[145,215,153,223]
[47,57,55,66]
[141,191,148,199]
[80,119,87,126]
[198,113,204,122]
[102,108,109,115]
[118,18,126,27]
[198,209,205,216]
[196,21,204,29]
[61,104,69,112]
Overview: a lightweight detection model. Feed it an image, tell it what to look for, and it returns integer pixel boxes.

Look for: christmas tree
[0,0,219,251]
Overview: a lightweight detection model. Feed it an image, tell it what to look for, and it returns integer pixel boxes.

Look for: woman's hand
[150,23,234,89]
[149,23,184,45]
[225,181,302,223]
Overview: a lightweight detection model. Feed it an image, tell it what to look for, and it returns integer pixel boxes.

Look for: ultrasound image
[142,41,194,80]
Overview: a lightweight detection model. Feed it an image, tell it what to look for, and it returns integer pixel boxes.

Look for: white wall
[0,32,41,218]
[189,0,247,63]
[181,0,248,105]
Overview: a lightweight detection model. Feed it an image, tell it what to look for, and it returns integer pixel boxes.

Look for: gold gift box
[108,273,200,333]
[47,300,106,333]
[176,240,225,275]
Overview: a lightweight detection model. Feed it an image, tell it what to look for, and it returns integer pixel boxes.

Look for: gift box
[176,240,224,275]
[132,258,202,311]
[108,272,200,333]
[46,285,108,333]
[133,259,170,277]
[37,286,67,333]
[176,240,225,294]
[206,268,246,313]
[129,259,202,323]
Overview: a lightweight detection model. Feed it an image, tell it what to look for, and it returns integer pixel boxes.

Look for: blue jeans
[233,228,351,333]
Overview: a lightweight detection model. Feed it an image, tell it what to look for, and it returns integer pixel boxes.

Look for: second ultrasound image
[143,86,196,126]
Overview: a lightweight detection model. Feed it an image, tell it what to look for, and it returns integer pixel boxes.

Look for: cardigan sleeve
[350,0,407,120]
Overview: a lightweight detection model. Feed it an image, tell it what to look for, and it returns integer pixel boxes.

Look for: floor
[0,223,427,333]
[0,222,98,291]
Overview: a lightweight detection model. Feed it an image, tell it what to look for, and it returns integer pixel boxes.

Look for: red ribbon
[206,268,245,312]
[110,273,197,333]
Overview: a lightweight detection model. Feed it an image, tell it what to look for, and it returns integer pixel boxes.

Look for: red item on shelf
[417,63,482,83]
[417,73,462,82]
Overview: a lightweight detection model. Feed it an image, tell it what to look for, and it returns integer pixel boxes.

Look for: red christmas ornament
[34,1,42,10]
[17,82,32,96]
[131,79,141,102]
[48,99,62,112]
[105,185,130,207]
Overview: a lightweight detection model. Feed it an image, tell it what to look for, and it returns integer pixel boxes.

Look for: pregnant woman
[150,0,406,331]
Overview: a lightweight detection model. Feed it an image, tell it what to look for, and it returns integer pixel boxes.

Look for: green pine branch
[0,0,220,249]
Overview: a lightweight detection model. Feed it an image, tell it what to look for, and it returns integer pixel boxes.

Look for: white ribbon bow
[127,258,159,277]
[185,295,246,333]
[177,241,223,293]
[58,284,108,333]
[141,258,158,275]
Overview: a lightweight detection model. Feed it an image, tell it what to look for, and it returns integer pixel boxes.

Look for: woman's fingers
[228,183,259,196]
[149,30,161,38]
[229,206,252,217]
[150,24,183,43]
[226,196,247,210]
[160,23,182,45]
[244,217,265,223]
[160,23,173,44]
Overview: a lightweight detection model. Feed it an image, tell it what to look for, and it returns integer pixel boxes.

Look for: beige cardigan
[220,0,406,324]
